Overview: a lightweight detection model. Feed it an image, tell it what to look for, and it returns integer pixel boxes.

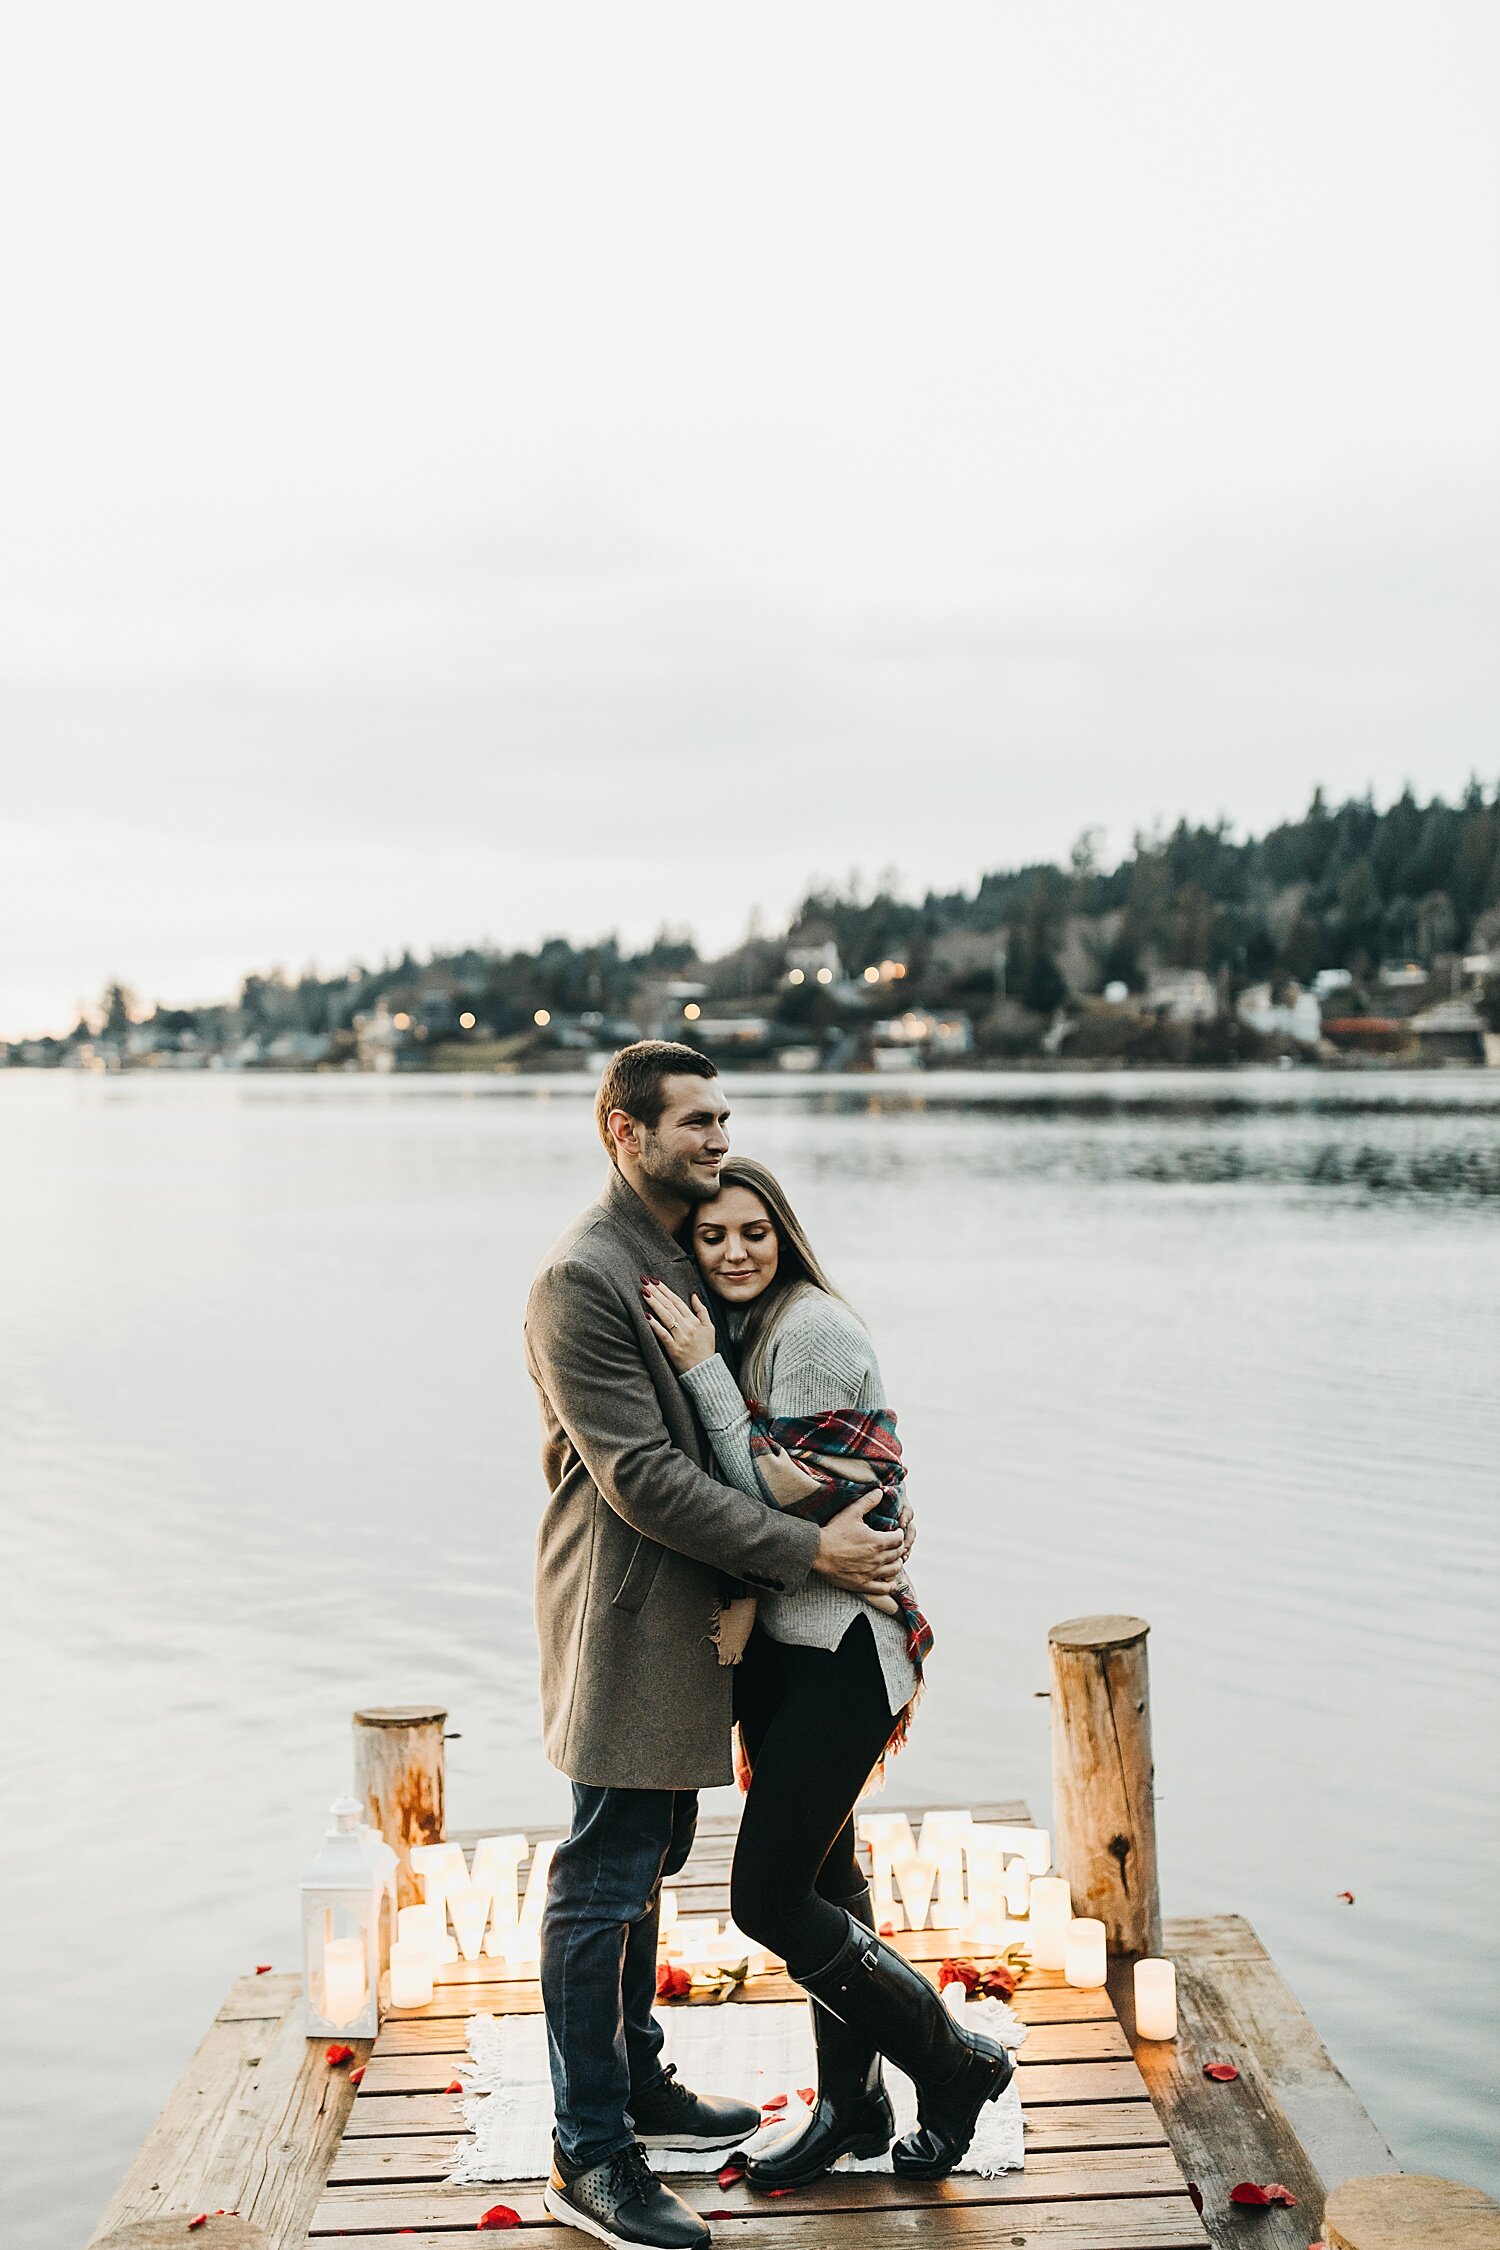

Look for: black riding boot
[745,1886,893,2189]
[799,1911,1014,2180]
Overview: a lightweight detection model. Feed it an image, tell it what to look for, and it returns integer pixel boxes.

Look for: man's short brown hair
[595,1040,719,1164]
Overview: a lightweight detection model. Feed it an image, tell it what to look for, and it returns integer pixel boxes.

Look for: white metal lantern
[301,1796,396,2039]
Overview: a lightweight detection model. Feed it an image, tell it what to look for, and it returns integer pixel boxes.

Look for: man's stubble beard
[637,1131,722,1205]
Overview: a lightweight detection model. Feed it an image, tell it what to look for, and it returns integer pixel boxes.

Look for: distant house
[1143,969,1217,1024]
[1237,982,1321,1047]
[1378,960,1429,990]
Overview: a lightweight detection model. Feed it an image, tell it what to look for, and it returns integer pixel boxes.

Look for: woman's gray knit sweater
[680,1289,917,1718]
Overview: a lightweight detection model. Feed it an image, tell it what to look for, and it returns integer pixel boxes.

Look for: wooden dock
[90,1800,1399,2250]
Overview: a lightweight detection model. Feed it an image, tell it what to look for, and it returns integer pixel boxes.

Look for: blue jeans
[540,1782,699,2167]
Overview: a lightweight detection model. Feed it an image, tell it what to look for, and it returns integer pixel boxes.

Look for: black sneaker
[543,2138,710,2249]
[627,2062,761,2151]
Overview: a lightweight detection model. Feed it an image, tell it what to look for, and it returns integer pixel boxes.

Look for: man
[526,1040,908,2250]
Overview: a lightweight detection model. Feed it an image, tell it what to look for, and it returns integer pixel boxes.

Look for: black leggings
[729,1613,898,1980]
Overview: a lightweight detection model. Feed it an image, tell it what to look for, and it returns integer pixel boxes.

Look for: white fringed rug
[446,1996,1025,2183]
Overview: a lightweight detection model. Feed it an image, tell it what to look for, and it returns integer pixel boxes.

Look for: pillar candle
[389,1937,434,2008]
[398,1903,443,1963]
[1134,1957,1177,2040]
[1064,1917,1107,1989]
[1028,1876,1072,1969]
[322,1935,367,2028]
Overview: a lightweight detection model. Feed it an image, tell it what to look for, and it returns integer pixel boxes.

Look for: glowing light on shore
[534,1009,551,1026]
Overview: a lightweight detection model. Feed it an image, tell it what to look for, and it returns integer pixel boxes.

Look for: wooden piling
[1048,1614,1161,1955]
[352,1704,447,1908]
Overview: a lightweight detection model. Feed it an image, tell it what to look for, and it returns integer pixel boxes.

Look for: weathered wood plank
[330,2104,1171,2184]
[1110,1942,1325,2250]
[308,2192,1207,2244]
[88,1977,369,2250]
[340,2093,467,2136]
[339,2091,1169,2150]
[312,2150,1201,2233]
[1162,1918,1398,2194]
[356,2049,1150,2101]
[387,1974,1114,2031]
[372,2009,1130,2064]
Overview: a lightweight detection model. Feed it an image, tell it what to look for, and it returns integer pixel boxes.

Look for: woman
[641,1158,1012,2188]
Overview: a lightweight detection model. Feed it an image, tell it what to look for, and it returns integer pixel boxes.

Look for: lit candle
[389,1937,434,2008]
[1003,1858,1031,1917]
[1028,1876,1072,1969]
[943,1980,968,2018]
[659,1889,679,1934]
[322,1935,367,2028]
[1064,1917,1107,1989]
[398,1903,441,1953]
[1134,1958,1177,2041]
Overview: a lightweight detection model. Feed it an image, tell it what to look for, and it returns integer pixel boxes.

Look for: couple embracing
[525,1041,1012,2250]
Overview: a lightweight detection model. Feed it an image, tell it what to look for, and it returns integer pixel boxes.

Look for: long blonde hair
[692,1157,856,1403]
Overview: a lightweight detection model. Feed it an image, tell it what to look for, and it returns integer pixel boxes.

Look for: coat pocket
[611,1534,664,1615]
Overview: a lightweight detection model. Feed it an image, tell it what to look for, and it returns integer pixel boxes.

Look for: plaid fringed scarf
[734,1404,931,1762]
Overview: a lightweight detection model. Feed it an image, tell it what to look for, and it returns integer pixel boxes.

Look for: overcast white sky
[2,2,1497,1035]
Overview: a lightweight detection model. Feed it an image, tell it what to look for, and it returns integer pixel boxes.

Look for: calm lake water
[3,1069,1497,2245]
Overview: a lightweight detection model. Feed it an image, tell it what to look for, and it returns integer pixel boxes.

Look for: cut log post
[1048,1614,1161,1956]
[352,1704,447,1909]
[1324,2174,1500,2248]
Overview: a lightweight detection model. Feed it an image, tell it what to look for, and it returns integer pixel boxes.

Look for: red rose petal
[761,2093,787,2113]
[444,2079,465,2094]
[476,2206,521,2230]
[324,2043,355,2066]
[187,2221,207,2233]
[254,1964,273,1975]
[796,2086,816,2105]
[706,2213,735,2221]
[877,1920,897,1937]
[1264,2184,1298,2206]
[1336,1890,1355,1904]
[717,2159,746,2188]
[1230,2181,1272,2206]
[1203,2061,1240,2082]
[347,2066,365,2087]
[766,2186,794,2197]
